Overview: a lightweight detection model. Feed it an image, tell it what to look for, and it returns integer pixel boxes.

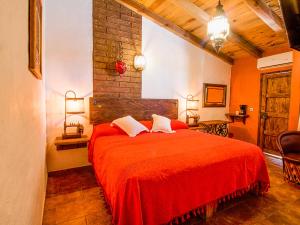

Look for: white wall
[0,0,47,224]
[142,18,232,121]
[44,6,231,172]
[45,0,93,171]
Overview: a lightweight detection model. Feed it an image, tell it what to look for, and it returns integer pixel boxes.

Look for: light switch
[249,107,254,112]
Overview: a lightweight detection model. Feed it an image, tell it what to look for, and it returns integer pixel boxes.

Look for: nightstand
[54,135,89,151]
[189,120,231,137]
[188,124,209,133]
[198,120,230,137]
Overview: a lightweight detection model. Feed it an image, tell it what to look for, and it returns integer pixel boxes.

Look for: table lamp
[63,90,85,139]
[186,94,200,126]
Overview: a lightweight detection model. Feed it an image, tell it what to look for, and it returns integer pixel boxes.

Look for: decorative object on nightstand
[63,90,85,139]
[239,104,247,115]
[186,94,200,127]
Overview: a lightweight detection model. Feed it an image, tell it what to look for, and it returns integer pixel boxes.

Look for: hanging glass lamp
[207,0,230,52]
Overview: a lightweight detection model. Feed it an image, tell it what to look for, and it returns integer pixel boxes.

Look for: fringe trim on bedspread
[166,181,269,225]
[93,167,269,225]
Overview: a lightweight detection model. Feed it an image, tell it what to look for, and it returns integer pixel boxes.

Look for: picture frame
[29,0,42,79]
[203,83,227,107]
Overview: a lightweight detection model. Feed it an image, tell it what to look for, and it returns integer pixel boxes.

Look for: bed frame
[90,97,178,125]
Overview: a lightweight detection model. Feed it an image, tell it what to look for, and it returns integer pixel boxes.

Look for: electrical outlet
[249,107,254,112]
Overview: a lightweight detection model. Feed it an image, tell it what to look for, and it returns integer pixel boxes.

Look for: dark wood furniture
[276,131,300,184]
[190,120,230,137]
[188,124,209,133]
[226,113,249,124]
[55,135,89,151]
[90,97,178,124]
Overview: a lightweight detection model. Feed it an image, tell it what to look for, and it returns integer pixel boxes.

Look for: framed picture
[29,0,42,79]
[203,83,227,107]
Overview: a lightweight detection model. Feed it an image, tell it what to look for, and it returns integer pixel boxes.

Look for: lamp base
[186,115,200,127]
[62,122,84,139]
[62,132,82,139]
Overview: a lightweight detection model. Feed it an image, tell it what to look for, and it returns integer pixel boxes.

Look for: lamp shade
[187,99,199,110]
[134,55,146,71]
[66,97,84,114]
[186,94,199,110]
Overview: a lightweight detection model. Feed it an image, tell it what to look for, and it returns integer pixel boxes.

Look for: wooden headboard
[90,97,178,124]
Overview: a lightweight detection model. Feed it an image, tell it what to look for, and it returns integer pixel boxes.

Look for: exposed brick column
[93,0,142,98]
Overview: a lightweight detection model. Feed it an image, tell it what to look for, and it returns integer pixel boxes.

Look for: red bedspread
[89,129,270,225]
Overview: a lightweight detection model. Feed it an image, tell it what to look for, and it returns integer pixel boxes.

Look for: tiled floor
[43,156,300,225]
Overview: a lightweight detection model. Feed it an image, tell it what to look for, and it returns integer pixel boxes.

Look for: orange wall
[229,50,300,144]
[289,50,300,130]
[230,57,261,144]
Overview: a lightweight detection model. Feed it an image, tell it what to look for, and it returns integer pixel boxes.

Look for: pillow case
[139,120,153,130]
[151,114,175,133]
[112,116,149,137]
[171,119,188,130]
[88,123,125,162]
[140,120,188,131]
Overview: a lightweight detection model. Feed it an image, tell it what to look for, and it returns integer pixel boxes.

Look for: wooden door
[259,70,291,156]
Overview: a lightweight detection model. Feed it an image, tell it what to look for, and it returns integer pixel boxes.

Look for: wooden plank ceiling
[115,0,289,64]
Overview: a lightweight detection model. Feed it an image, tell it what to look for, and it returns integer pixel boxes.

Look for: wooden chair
[276,131,300,184]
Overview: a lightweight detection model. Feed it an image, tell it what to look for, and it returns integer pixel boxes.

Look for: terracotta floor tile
[56,217,87,225]
[54,200,88,224]
[54,199,103,224]
[86,213,112,225]
[46,177,60,197]
[82,187,102,201]
[42,208,56,225]
[264,210,300,225]
[45,191,83,210]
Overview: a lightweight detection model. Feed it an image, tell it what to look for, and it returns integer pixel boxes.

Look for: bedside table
[198,120,230,137]
[188,124,209,133]
[54,135,89,151]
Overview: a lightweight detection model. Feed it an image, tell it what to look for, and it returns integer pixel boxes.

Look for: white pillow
[151,114,175,133]
[111,116,149,137]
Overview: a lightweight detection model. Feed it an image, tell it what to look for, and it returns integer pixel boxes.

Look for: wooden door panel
[264,117,288,135]
[264,135,278,152]
[267,76,291,95]
[266,98,290,113]
[259,70,291,156]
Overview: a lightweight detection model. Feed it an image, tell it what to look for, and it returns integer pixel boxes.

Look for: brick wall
[93,0,142,98]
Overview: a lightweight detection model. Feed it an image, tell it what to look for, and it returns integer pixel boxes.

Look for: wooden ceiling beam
[169,0,263,58]
[244,0,284,32]
[114,0,234,64]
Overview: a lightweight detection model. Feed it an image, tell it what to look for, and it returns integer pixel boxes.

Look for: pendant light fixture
[207,0,230,52]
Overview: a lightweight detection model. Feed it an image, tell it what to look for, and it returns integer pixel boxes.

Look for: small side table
[225,113,249,124]
[188,123,208,133]
[54,135,89,151]
[197,120,230,137]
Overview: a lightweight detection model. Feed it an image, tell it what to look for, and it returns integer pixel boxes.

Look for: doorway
[258,70,291,156]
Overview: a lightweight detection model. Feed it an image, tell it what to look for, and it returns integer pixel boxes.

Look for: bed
[89,97,270,225]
